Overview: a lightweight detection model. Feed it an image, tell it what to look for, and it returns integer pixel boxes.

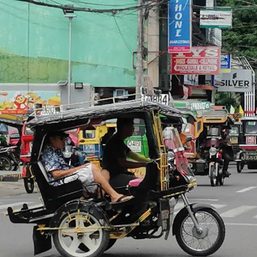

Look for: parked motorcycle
[0,145,20,171]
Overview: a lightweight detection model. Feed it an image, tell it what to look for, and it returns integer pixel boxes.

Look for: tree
[217,0,257,70]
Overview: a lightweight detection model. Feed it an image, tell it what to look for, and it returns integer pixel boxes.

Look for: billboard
[170,46,221,75]
[168,0,192,53]
[215,69,253,92]
[200,8,232,29]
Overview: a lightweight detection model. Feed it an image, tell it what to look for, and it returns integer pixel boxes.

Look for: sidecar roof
[27,100,182,130]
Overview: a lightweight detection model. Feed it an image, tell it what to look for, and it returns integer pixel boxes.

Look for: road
[1,164,257,257]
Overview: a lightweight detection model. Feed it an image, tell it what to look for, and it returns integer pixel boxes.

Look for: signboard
[215,69,253,92]
[200,8,232,28]
[170,46,221,75]
[126,140,142,153]
[141,93,170,106]
[174,100,211,111]
[184,75,199,86]
[221,54,231,73]
[168,0,191,53]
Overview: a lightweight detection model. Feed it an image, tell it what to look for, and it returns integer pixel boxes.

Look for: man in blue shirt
[41,131,133,203]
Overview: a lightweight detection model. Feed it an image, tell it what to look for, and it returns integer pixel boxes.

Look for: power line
[16,0,162,14]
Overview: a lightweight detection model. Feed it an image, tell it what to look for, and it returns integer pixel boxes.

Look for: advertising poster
[168,0,192,53]
[0,89,60,114]
[170,46,221,75]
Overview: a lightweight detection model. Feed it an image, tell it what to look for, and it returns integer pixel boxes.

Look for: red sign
[170,46,221,75]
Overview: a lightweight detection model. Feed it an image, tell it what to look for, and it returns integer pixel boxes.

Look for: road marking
[221,205,257,218]
[225,222,257,227]
[210,204,226,209]
[190,198,219,202]
[237,187,257,193]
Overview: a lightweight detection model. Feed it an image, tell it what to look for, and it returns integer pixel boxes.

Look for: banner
[170,46,221,75]
[168,0,191,53]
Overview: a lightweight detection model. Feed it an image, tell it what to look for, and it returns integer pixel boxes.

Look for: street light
[63,7,76,105]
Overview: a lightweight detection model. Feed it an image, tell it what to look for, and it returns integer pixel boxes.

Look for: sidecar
[7,100,225,257]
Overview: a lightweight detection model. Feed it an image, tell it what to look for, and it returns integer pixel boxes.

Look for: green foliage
[215,92,241,111]
[216,0,257,69]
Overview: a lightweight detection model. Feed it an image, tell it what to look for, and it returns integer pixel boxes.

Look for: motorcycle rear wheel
[175,207,225,256]
[53,207,109,257]
[0,156,12,171]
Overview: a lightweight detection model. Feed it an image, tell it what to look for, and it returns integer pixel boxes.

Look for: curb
[0,173,21,182]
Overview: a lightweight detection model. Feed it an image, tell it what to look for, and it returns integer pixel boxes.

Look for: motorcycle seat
[128,178,143,187]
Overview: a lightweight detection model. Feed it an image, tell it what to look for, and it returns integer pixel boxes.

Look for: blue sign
[221,54,231,72]
[168,0,191,53]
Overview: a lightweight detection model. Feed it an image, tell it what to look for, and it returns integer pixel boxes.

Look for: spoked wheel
[53,206,109,257]
[237,162,244,173]
[0,156,12,171]
[209,165,217,187]
[175,207,225,256]
[23,177,34,193]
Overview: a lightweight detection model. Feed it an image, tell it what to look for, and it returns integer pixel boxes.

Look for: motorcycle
[0,145,20,171]
[207,138,224,186]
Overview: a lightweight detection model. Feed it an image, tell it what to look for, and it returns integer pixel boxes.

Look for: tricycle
[189,107,233,186]
[7,100,225,257]
[236,116,257,172]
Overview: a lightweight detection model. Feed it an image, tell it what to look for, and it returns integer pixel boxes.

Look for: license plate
[230,137,238,144]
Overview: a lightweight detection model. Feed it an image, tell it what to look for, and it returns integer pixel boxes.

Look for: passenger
[41,131,133,204]
[174,123,191,149]
[102,118,151,188]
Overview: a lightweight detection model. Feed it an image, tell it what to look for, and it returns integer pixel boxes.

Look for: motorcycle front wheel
[237,162,244,173]
[23,177,34,193]
[0,156,12,171]
[209,165,217,187]
[175,207,225,256]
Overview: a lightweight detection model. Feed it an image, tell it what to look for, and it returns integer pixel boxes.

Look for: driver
[102,118,151,187]
[41,131,133,204]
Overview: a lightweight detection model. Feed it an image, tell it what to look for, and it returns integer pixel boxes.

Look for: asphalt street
[1,164,257,257]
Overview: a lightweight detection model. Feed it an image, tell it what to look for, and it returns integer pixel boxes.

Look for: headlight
[209,147,217,155]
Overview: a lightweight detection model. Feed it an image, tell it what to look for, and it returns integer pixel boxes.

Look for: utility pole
[136,0,144,99]
[63,8,76,105]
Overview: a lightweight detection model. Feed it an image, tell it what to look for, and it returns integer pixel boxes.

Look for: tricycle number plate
[244,153,257,161]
